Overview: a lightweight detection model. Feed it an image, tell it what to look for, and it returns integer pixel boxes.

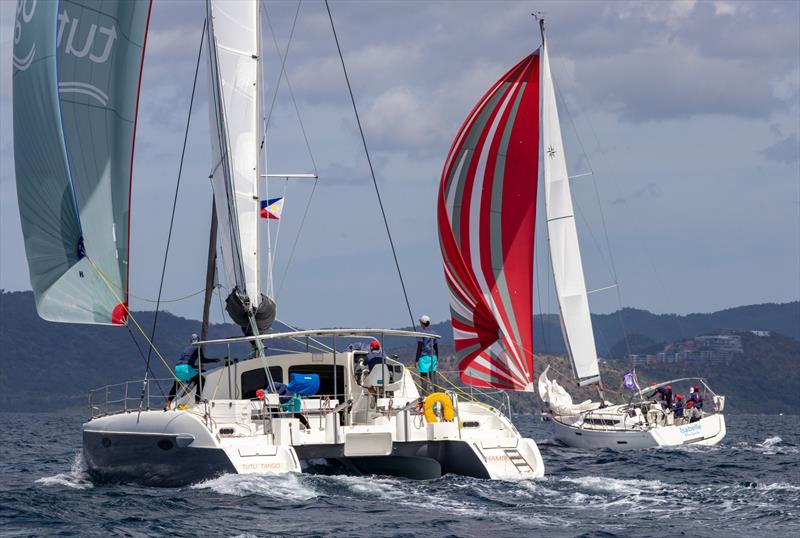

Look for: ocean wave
[35,450,93,490]
[561,475,665,494]
[192,472,317,501]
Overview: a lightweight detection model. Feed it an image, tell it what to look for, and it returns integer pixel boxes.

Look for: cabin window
[241,367,284,399]
[288,365,345,398]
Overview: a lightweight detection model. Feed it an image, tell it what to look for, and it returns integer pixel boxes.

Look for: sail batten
[438,54,540,391]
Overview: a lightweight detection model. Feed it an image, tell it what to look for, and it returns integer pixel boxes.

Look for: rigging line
[261,0,318,174]
[87,256,191,394]
[275,178,318,300]
[553,76,632,357]
[534,240,549,353]
[325,0,417,332]
[143,17,208,382]
[126,325,166,399]
[270,179,290,266]
[129,286,211,304]
[260,0,301,146]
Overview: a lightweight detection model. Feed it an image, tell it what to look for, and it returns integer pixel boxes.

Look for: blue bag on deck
[287,373,320,396]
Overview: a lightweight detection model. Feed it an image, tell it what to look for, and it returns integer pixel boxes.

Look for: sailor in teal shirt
[415,315,439,394]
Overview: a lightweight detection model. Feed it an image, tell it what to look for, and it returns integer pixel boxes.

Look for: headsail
[13,0,151,325]
[437,54,540,391]
[540,23,600,386]
[206,0,274,335]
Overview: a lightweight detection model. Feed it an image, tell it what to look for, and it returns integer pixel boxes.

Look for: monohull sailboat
[437,17,726,450]
[12,0,543,485]
[438,19,725,448]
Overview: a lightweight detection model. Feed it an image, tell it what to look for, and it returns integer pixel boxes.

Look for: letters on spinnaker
[13,0,151,325]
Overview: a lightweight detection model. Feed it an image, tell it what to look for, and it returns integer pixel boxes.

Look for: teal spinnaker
[13,0,151,325]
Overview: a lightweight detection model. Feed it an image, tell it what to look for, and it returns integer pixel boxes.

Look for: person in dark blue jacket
[365,339,387,372]
[165,334,220,409]
[649,384,673,408]
[673,394,684,420]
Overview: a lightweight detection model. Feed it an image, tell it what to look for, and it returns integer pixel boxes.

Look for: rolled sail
[438,54,540,391]
[205,0,262,311]
[13,0,151,325]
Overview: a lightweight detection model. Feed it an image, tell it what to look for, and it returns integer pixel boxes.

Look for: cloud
[761,133,800,164]
[611,182,662,206]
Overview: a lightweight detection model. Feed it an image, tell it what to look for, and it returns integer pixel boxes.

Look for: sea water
[1,413,797,537]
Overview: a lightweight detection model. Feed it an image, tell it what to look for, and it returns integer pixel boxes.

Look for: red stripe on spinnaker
[437,52,540,391]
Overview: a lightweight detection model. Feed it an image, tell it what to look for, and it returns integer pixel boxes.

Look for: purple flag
[622,370,638,391]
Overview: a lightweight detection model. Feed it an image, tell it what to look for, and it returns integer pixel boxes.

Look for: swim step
[504,448,534,473]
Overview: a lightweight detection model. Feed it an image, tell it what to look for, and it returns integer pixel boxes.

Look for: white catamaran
[12,0,544,486]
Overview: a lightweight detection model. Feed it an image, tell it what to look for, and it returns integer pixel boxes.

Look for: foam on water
[561,475,665,494]
[760,435,783,448]
[35,450,93,490]
[192,472,317,501]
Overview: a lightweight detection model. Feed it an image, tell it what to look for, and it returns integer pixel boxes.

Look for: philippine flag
[260,197,284,220]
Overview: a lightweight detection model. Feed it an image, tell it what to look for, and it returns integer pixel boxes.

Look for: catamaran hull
[551,413,726,450]
[82,410,544,486]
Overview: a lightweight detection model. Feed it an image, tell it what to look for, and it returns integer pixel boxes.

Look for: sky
[0,0,798,329]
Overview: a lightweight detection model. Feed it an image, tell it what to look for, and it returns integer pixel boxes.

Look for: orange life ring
[423,392,455,422]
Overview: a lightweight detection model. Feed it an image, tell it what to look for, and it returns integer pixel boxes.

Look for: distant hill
[0,290,797,413]
[632,332,800,415]
[414,302,799,358]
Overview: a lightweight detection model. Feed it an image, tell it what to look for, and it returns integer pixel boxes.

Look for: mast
[539,18,602,387]
[200,197,218,348]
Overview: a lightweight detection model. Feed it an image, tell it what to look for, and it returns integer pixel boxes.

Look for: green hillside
[0,291,797,413]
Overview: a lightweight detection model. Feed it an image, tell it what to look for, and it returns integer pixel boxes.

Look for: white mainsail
[206,0,261,307]
[541,28,601,386]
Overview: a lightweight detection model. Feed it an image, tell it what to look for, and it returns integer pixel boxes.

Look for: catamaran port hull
[551,413,726,450]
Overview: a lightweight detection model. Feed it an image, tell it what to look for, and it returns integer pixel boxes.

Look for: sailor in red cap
[686,400,702,423]
[673,394,685,420]
[689,385,704,410]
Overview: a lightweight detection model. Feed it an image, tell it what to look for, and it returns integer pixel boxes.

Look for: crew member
[365,339,387,372]
[649,384,673,408]
[415,315,439,395]
[165,334,220,410]
[686,400,702,423]
[275,383,310,429]
[689,385,704,410]
[673,394,685,421]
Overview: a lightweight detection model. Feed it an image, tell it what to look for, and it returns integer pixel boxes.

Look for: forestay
[541,30,600,386]
[437,54,540,391]
[13,0,151,325]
